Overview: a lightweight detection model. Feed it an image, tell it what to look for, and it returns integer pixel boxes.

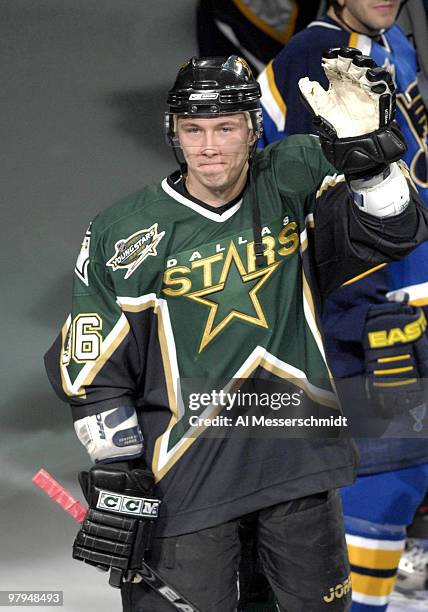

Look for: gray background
[1,1,196,610]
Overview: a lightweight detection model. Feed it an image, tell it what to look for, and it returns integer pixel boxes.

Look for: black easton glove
[73,464,161,587]
[299,47,407,177]
[363,301,428,410]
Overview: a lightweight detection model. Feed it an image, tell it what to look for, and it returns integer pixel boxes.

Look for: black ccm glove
[299,47,407,177]
[73,464,161,587]
[363,301,428,410]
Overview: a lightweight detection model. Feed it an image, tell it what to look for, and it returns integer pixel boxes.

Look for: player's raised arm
[299,47,428,295]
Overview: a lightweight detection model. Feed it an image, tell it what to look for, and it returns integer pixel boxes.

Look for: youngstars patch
[106,223,165,279]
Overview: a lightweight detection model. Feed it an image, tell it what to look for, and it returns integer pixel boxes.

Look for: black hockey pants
[121,489,351,612]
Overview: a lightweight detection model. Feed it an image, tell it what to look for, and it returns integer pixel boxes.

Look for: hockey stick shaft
[32,469,201,612]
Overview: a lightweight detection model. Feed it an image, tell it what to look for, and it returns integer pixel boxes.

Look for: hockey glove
[73,464,161,587]
[363,302,428,406]
[299,47,407,177]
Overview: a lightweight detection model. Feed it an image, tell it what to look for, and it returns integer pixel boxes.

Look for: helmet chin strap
[249,158,265,269]
[248,141,266,268]
[171,143,187,177]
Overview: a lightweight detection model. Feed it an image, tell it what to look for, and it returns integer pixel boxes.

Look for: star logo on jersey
[107,223,165,279]
[186,241,280,352]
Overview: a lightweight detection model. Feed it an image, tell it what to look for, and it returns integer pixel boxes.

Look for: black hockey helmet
[165,55,263,146]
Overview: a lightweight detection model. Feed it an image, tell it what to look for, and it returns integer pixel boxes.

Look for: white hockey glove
[299,47,407,177]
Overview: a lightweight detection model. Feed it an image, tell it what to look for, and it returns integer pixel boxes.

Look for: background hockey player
[45,51,428,611]
[258,0,428,609]
[196,0,324,75]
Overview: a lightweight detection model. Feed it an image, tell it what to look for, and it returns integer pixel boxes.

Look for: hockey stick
[32,469,201,612]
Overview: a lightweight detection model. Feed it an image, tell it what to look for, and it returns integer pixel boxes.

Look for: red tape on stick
[32,468,87,524]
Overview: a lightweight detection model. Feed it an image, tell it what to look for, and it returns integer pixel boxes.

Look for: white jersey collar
[161,177,243,223]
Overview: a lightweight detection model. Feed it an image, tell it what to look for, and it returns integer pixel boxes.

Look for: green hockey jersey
[45,135,428,536]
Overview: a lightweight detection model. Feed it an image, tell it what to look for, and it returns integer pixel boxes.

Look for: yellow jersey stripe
[342,263,387,287]
[373,378,417,388]
[377,354,411,363]
[347,545,403,570]
[351,573,397,597]
[374,366,414,375]
[411,297,428,306]
[348,32,359,48]
[266,61,287,116]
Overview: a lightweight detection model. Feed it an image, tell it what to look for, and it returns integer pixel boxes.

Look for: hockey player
[45,53,428,611]
[258,0,428,610]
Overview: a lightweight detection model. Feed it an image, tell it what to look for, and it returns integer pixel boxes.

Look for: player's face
[176,114,253,196]
[339,0,401,34]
